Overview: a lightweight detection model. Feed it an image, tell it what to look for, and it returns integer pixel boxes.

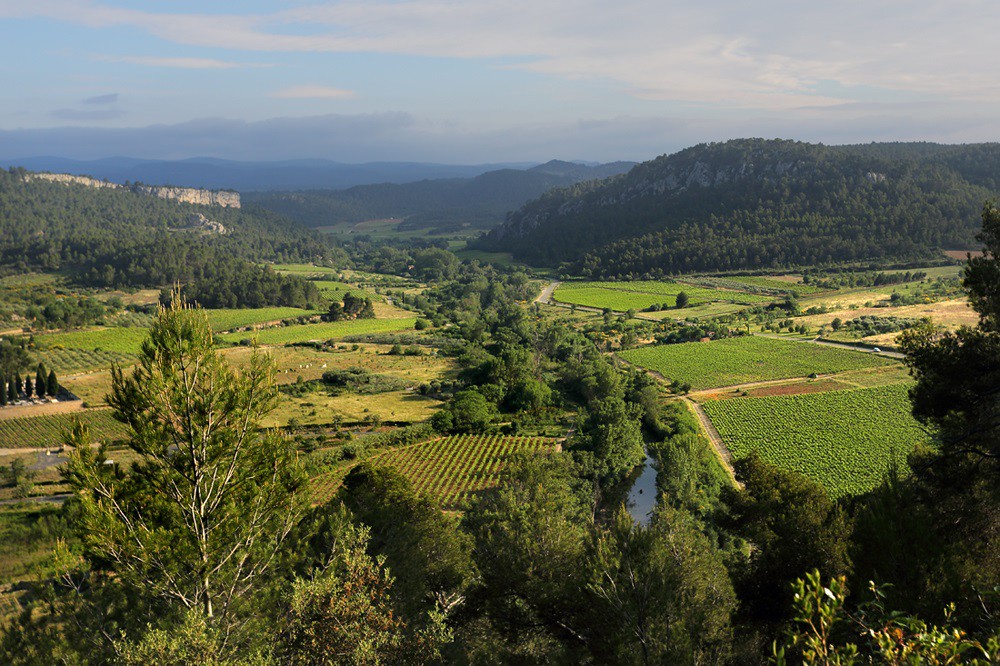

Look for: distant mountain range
[0,156,541,191]
[479,139,999,277]
[244,160,636,233]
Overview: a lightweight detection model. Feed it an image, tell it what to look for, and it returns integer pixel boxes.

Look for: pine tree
[65,296,305,633]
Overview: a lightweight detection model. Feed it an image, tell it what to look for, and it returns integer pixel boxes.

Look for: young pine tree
[64,295,306,642]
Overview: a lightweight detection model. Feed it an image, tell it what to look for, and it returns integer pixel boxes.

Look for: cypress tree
[7,379,15,403]
[0,378,7,406]
[35,364,46,399]
[47,370,58,397]
[14,373,22,397]
[24,377,32,398]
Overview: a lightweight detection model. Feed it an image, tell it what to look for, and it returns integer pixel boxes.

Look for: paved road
[756,332,906,360]
[533,280,561,304]
[0,493,70,506]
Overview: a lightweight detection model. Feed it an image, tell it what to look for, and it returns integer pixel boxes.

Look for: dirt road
[684,399,740,487]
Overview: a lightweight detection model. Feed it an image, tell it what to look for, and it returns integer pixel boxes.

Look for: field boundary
[0,400,84,421]
[683,398,739,488]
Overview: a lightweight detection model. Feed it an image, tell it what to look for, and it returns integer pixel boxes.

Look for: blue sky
[1,0,999,163]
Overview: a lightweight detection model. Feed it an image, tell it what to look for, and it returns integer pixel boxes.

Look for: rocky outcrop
[184,213,227,235]
[133,185,241,208]
[26,173,240,208]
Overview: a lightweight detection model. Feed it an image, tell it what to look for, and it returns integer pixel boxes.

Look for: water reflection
[626,452,657,525]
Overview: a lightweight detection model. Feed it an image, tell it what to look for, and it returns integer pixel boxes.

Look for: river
[625,451,657,525]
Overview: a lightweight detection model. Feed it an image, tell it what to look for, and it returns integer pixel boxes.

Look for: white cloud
[6,0,997,112]
[271,85,356,99]
[99,56,251,69]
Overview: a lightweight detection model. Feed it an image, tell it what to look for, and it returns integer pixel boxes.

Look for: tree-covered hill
[479,139,997,277]
[0,167,331,288]
[245,160,636,233]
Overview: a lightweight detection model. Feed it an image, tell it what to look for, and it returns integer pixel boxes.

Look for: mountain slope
[481,139,992,276]
[0,167,329,286]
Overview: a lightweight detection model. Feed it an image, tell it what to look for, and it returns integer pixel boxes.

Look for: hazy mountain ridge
[481,139,995,276]
[246,160,636,232]
[0,156,538,191]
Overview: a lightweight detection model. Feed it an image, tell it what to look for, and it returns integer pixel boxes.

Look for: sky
[1,0,999,163]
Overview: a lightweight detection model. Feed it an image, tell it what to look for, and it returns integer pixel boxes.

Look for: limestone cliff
[27,173,241,208]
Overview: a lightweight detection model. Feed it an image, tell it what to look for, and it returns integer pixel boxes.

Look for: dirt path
[684,398,740,488]
[0,400,84,421]
[533,280,561,304]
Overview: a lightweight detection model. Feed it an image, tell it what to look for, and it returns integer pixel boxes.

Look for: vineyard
[552,280,773,311]
[310,435,558,508]
[311,281,377,302]
[218,317,417,345]
[32,347,137,375]
[620,335,897,390]
[0,409,126,449]
[35,327,151,355]
[702,384,929,497]
[681,275,826,295]
[203,307,321,332]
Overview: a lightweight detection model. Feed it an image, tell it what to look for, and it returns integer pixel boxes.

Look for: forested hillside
[246,159,635,233]
[0,167,330,288]
[481,139,995,276]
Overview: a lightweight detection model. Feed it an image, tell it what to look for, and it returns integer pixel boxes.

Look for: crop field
[227,343,458,384]
[0,408,126,449]
[311,280,375,302]
[263,389,442,428]
[270,263,340,277]
[686,275,826,295]
[310,435,558,507]
[203,307,321,332]
[35,327,151,355]
[32,347,136,375]
[620,335,897,390]
[218,317,417,345]
[702,384,930,497]
[553,281,773,311]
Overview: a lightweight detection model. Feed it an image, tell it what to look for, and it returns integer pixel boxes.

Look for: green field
[311,434,557,508]
[269,263,340,277]
[32,347,137,375]
[35,308,325,354]
[203,307,321,332]
[620,336,896,390]
[553,280,773,311]
[35,327,151,355]
[0,409,126,449]
[702,384,929,497]
[685,275,826,295]
[218,317,417,345]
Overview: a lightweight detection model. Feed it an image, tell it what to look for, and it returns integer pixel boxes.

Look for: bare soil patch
[0,400,83,421]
